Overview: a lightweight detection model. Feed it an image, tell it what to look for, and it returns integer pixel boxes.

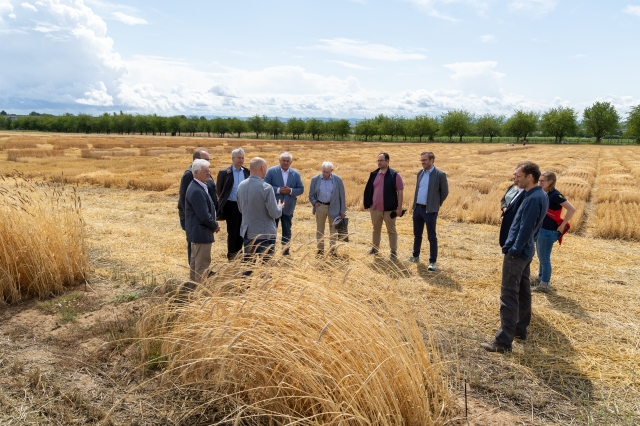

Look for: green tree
[583,101,620,144]
[168,116,183,136]
[247,115,265,139]
[305,118,324,140]
[227,117,247,138]
[353,119,377,141]
[503,110,538,142]
[265,117,285,139]
[96,113,112,134]
[184,116,200,136]
[475,114,504,142]
[623,104,640,143]
[410,115,439,142]
[539,107,578,143]
[285,117,306,139]
[440,110,473,142]
[380,115,404,141]
[211,117,228,137]
[333,119,351,140]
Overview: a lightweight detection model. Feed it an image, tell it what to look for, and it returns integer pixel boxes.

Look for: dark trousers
[495,255,532,347]
[223,201,243,261]
[180,219,191,264]
[275,213,293,252]
[243,236,276,263]
[412,206,438,263]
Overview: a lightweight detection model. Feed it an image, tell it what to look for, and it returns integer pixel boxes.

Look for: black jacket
[178,167,217,222]
[216,165,250,220]
[499,188,525,247]
[363,168,398,211]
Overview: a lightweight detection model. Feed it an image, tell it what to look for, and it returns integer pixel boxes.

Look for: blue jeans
[180,219,191,265]
[275,214,293,250]
[412,207,438,263]
[536,228,560,283]
[243,236,276,263]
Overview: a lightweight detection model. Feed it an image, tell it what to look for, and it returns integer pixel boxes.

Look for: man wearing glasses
[363,152,404,259]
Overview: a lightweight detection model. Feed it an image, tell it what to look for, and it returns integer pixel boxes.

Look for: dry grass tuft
[81,149,138,159]
[0,173,88,303]
[7,149,64,161]
[477,146,533,155]
[137,254,453,425]
[139,147,188,156]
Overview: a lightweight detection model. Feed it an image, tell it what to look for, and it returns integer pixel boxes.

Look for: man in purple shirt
[363,152,404,259]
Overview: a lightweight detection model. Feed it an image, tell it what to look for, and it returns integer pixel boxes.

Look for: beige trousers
[190,242,212,283]
[370,209,397,252]
[315,204,337,251]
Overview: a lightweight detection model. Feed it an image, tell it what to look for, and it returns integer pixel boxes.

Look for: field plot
[1,132,639,425]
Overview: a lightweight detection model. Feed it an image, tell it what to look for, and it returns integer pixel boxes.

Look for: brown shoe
[480,341,512,353]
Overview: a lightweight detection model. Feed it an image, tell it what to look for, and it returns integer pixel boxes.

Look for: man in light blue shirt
[309,161,346,256]
[407,151,449,270]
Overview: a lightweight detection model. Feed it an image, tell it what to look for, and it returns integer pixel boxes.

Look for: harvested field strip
[7,148,64,161]
[139,147,188,156]
[81,149,139,159]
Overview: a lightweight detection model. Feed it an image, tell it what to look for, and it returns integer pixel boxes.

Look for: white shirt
[277,168,290,194]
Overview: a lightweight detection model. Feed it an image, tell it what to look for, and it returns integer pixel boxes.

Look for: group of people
[178,147,576,354]
[483,161,576,353]
[178,148,451,282]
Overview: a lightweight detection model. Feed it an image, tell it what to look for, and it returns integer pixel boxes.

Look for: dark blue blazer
[185,180,218,244]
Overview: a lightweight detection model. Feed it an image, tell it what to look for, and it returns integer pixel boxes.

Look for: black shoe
[316,249,324,258]
[390,251,398,260]
[283,249,290,256]
[367,248,378,255]
[480,341,512,353]
[514,333,527,341]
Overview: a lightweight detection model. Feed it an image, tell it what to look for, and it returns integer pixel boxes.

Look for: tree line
[1,101,638,143]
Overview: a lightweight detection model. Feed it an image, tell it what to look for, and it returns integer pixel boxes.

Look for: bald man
[236,157,284,262]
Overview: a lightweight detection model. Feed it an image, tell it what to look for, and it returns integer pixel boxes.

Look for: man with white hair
[309,161,346,256]
[185,158,220,283]
[216,148,250,261]
[237,157,284,263]
[178,148,218,264]
[264,152,304,256]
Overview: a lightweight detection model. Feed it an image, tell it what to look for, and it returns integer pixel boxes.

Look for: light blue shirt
[416,166,434,205]
[228,165,244,202]
[318,176,334,203]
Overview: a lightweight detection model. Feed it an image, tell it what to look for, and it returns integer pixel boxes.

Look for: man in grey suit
[237,157,284,263]
[185,159,220,282]
[407,151,449,271]
[264,152,304,256]
[309,161,346,256]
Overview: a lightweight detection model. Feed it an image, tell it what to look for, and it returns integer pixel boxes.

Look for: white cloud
[508,0,557,16]
[403,0,492,21]
[443,61,505,97]
[480,34,495,42]
[623,5,640,17]
[313,38,426,61]
[76,82,113,106]
[208,84,238,98]
[325,60,373,70]
[111,11,146,25]
[570,54,586,59]
[8,13,16,18]
[21,2,37,11]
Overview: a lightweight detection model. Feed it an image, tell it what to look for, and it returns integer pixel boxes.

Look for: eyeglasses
[514,174,524,179]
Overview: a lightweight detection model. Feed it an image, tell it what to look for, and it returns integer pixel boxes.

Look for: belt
[416,203,426,208]
[318,201,330,205]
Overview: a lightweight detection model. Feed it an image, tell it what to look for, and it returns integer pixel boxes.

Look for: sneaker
[367,248,378,255]
[532,284,549,293]
[530,277,540,287]
[428,262,437,271]
[406,256,420,263]
[480,341,512,353]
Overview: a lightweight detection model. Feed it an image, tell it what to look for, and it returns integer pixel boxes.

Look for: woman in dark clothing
[499,168,525,247]
[533,171,576,293]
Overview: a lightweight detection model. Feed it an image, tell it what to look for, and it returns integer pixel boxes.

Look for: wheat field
[1,132,639,424]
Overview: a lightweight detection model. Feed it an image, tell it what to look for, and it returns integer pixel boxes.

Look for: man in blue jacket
[185,159,220,283]
[264,152,304,256]
[482,161,549,353]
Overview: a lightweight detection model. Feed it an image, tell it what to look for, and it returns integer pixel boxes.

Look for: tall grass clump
[137,254,452,425]
[0,173,88,303]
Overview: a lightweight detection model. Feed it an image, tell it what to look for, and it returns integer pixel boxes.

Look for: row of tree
[1,102,638,143]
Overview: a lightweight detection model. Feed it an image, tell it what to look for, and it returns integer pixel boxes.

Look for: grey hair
[231,148,245,159]
[192,159,210,173]
[280,152,293,161]
[321,161,334,170]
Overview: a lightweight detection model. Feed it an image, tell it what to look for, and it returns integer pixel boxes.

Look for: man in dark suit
[264,152,305,256]
[216,148,250,261]
[178,148,218,264]
[406,151,449,271]
[185,159,220,283]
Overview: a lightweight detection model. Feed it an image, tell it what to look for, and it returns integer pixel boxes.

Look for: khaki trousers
[190,242,212,283]
[315,204,337,251]
[370,209,398,252]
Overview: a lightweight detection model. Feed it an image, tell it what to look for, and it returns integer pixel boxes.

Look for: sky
[1,0,639,118]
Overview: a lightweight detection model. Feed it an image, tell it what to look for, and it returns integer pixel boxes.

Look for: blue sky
[1,0,639,118]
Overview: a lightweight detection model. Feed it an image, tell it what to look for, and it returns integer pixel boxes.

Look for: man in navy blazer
[309,161,346,256]
[185,159,220,282]
[264,152,305,255]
